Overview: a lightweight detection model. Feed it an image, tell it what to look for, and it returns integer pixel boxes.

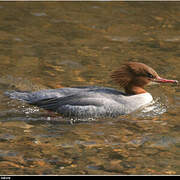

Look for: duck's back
[5,86,153,118]
[5,86,124,102]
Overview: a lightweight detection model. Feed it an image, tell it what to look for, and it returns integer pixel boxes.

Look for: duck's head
[111,61,178,95]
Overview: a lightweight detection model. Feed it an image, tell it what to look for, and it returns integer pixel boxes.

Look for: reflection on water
[0,1,180,175]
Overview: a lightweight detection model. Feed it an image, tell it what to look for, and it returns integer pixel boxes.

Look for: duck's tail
[4,90,32,102]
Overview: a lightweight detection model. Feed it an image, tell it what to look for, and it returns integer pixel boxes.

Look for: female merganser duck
[5,62,178,118]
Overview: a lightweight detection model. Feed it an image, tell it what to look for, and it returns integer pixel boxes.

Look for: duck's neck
[124,85,147,95]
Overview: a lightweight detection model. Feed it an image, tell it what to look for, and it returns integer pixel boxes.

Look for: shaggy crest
[111,62,159,88]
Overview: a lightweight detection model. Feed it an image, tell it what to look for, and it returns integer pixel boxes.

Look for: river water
[0,2,179,175]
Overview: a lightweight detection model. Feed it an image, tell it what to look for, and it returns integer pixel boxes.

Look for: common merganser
[5,62,178,118]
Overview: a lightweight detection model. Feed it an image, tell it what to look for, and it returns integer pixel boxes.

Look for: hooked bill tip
[174,80,179,85]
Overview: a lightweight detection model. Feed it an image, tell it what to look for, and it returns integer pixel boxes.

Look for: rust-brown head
[111,62,178,95]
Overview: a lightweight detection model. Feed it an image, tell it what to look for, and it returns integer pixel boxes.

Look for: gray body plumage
[5,86,153,118]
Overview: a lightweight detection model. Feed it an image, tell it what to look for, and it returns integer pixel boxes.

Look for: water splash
[132,96,168,118]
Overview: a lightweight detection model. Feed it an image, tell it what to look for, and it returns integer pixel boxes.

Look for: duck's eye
[146,73,154,78]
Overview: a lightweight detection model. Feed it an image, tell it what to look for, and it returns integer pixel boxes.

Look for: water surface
[0,2,179,175]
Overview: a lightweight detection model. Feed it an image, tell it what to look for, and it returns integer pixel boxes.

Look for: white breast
[120,93,153,114]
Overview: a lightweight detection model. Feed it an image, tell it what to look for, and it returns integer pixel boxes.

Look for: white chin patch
[148,81,159,86]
